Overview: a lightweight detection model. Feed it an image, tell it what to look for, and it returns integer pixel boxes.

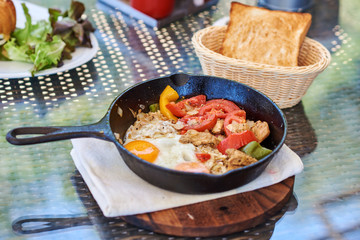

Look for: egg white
[147,135,197,168]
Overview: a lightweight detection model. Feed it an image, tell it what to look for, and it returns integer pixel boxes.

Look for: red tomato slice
[198,99,241,118]
[182,95,206,107]
[166,95,206,117]
[166,102,187,117]
[181,113,217,132]
[217,130,258,154]
[206,99,240,110]
[195,153,211,162]
[224,110,247,136]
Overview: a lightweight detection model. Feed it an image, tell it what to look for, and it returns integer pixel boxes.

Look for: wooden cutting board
[122,176,294,237]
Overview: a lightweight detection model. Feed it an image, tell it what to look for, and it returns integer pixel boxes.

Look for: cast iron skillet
[6,74,287,194]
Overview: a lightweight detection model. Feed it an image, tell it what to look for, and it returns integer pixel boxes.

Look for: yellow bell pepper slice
[159,85,179,121]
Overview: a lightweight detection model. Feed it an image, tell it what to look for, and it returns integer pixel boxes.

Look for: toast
[220,2,312,67]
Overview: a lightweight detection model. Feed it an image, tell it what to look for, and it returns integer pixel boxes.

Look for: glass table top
[0,0,359,239]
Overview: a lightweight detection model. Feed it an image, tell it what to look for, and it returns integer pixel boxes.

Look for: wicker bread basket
[192,26,331,108]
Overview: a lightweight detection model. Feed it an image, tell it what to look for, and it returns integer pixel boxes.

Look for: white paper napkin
[70,138,303,217]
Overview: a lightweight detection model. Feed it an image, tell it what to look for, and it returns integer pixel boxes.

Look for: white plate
[212,16,229,26]
[0,0,98,79]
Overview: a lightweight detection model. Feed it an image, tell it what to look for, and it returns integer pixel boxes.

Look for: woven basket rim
[192,25,332,75]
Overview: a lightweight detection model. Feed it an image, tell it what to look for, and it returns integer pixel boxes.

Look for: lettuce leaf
[0,45,11,61]
[50,0,95,59]
[3,38,32,62]
[11,3,32,46]
[30,35,66,75]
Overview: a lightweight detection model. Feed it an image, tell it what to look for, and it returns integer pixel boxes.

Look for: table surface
[1,0,360,239]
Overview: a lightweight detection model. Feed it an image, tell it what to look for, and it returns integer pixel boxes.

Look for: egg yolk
[124,140,160,163]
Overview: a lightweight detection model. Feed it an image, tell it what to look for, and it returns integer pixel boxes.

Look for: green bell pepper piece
[149,103,160,112]
[241,141,272,160]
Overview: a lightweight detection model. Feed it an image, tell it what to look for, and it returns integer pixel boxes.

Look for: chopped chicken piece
[183,103,200,116]
[212,119,224,134]
[173,120,185,130]
[225,148,258,170]
[126,111,178,139]
[186,109,199,116]
[250,120,270,143]
[216,134,226,142]
[198,145,227,174]
[198,145,226,158]
[246,120,255,129]
[179,129,220,147]
[225,120,249,134]
[209,161,227,174]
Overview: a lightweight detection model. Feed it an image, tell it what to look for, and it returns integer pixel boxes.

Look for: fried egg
[124,135,197,169]
[124,111,209,171]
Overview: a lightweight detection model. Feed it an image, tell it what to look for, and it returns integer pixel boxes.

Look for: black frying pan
[6,74,287,194]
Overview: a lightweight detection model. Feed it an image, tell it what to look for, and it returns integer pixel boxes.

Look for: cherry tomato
[181,113,217,132]
[198,99,241,118]
[166,95,206,117]
[224,110,247,136]
[195,153,211,162]
[217,130,258,154]
[175,162,210,173]
[130,0,175,19]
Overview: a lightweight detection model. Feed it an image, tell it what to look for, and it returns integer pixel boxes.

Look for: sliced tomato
[224,110,247,136]
[195,153,211,162]
[206,99,240,110]
[182,95,206,107]
[198,99,241,118]
[217,130,258,154]
[166,102,187,117]
[166,95,206,117]
[181,113,217,132]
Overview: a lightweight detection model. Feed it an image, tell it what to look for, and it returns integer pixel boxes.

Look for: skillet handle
[6,119,111,145]
[12,214,91,234]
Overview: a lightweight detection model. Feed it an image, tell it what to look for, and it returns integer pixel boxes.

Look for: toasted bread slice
[220,2,312,67]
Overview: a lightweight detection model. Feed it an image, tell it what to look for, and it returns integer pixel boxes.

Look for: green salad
[0,1,95,76]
